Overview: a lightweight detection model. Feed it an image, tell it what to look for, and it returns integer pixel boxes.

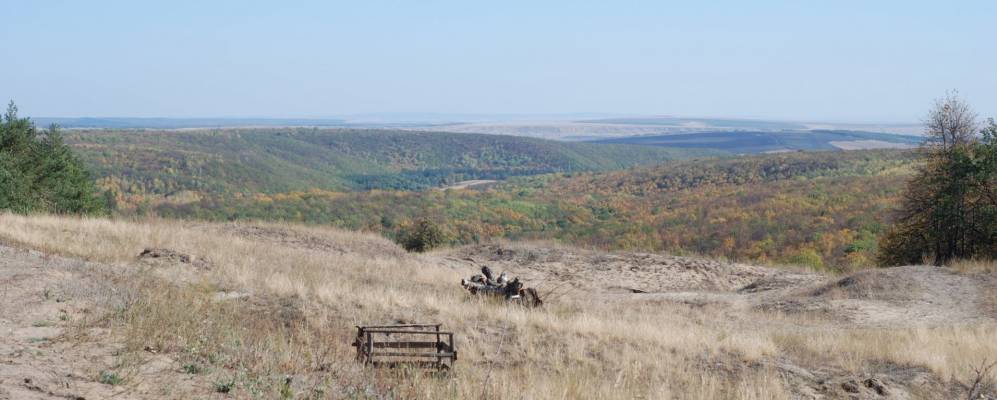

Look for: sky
[2,0,996,123]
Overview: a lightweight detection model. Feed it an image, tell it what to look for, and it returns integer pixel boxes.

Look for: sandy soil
[438,242,821,293]
[829,140,917,150]
[439,242,995,329]
[439,180,498,190]
[0,245,220,400]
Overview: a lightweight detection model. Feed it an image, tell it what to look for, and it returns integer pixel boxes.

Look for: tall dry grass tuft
[1,212,995,398]
[949,258,997,274]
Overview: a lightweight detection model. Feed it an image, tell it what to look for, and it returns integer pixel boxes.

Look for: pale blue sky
[2,1,995,122]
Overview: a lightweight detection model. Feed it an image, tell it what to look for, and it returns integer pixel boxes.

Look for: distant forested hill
[34,117,346,129]
[152,149,918,270]
[63,126,921,270]
[65,128,713,199]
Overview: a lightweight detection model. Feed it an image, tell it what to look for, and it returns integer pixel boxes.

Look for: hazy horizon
[27,113,925,127]
[4,1,996,123]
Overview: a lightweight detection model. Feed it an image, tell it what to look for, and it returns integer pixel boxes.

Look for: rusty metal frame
[354,324,456,369]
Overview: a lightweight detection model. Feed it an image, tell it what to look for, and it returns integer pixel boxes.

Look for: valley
[65,128,710,193]
[73,130,916,271]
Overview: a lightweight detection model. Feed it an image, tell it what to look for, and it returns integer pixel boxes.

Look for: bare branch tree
[925,91,979,150]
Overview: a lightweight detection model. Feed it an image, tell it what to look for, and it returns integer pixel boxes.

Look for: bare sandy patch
[830,140,917,150]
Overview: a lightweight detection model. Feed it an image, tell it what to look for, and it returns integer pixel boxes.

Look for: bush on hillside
[398,218,446,252]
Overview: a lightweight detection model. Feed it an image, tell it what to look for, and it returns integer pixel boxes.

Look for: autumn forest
[60,127,926,272]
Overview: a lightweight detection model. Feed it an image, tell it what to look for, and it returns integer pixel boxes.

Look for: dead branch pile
[460,266,542,307]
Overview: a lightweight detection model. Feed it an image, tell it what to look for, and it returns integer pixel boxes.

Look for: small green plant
[279,376,294,399]
[182,363,201,374]
[308,387,326,399]
[99,371,124,386]
[31,320,53,327]
[213,379,235,393]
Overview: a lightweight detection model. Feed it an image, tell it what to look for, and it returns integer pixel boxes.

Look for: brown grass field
[0,213,995,399]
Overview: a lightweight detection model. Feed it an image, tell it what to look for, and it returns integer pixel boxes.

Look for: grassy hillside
[153,149,919,270]
[65,128,712,198]
[0,214,993,398]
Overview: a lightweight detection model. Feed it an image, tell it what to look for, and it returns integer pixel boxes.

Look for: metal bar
[365,333,373,365]
[367,342,440,349]
[355,326,365,363]
[369,351,456,358]
[449,333,456,362]
[369,360,450,368]
[435,325,442,367]
[360,324,442,329]
[362,329,454,335]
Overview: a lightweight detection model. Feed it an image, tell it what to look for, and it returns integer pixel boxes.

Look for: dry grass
[950,258,997,274]
[0,212,995,398]
[950,259,997,320]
